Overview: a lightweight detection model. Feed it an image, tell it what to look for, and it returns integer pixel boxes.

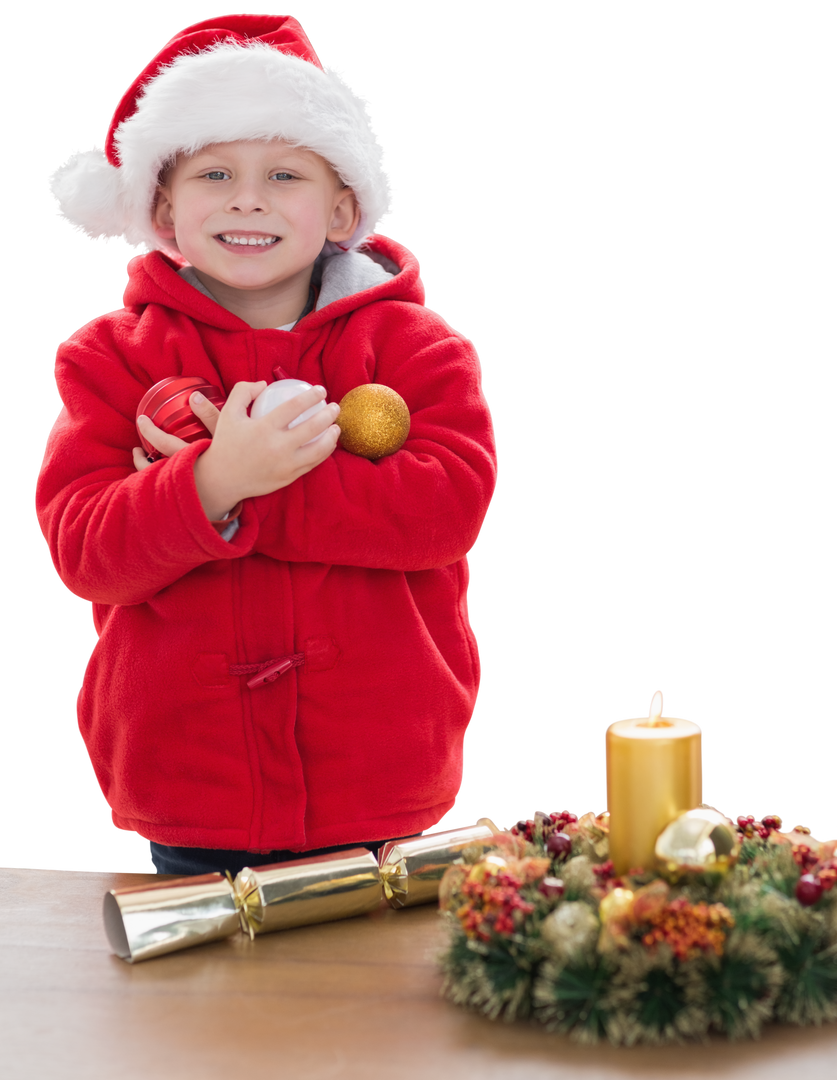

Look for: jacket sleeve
[251,313,497,571]
[36,331,258,607]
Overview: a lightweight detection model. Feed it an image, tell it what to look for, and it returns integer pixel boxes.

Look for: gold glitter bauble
[655,808,740,879]
[599,887,635,926]
[465,855,508,885]
[337,384,410,460]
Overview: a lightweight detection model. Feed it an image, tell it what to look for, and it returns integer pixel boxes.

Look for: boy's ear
[152,187,178,242]
[326,187,361,243]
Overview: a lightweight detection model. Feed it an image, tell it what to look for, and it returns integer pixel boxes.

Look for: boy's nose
[227,183,267,213]
[229,199,266,213]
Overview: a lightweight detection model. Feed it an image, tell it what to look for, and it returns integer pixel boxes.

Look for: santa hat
[51,15,389,252]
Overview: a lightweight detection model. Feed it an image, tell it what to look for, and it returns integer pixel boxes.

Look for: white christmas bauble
[251,379,327,429]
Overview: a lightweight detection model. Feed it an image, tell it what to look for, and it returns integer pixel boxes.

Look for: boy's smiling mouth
[217,233,280,247]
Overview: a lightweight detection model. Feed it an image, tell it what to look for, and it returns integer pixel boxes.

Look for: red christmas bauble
[546,832,572,860]
[795,874,824,907]
[136,376,226,460]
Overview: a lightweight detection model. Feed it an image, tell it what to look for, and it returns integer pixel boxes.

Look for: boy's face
[153,140,359,293]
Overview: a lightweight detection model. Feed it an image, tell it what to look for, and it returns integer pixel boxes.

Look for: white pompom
[51,150,131,240]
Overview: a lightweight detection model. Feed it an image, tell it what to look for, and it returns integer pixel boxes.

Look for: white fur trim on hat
[52,42,390,252]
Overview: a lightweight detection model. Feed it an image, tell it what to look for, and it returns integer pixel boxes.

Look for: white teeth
[220,234,279,246]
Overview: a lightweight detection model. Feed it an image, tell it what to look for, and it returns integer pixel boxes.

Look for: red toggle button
[246,658,294,689]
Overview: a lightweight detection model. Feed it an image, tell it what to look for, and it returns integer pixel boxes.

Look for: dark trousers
[150,837,410,878]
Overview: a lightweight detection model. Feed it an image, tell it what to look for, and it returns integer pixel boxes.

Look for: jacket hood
[122,234,424,331]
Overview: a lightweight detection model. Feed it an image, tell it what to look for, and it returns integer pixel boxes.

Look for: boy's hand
[132,391,222,471]
[193,382,341,521]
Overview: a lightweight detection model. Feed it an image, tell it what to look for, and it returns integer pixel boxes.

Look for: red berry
[762,815,782,830]
[514,820,529,834]
[796,874,824,907]
[736,814,757,840]
[539,877,565,899]
[546,832,572,859]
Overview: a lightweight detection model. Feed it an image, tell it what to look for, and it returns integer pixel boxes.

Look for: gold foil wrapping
[234,848,382,935]
[378,820,500,908]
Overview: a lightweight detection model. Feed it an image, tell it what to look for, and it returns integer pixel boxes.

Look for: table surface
[4,867,837,1080]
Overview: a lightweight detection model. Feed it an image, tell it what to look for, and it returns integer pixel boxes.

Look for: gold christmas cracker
[233,848,382,936]
[103,872,240,963]
[378,819,501,909]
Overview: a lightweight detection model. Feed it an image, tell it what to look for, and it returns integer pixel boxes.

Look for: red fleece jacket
[36,236,496,851]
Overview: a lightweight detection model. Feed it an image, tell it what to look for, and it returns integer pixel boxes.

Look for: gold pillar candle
[606,692,702,875]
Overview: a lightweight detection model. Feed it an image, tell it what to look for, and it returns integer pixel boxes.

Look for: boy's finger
[264,385,330,428]
[136,414,190,457]
[290,400,340,444]
[226,380,268,414]
[311,424,342,463]
[293,423,341,469]
[132,446,153,471]
[190,391,221,435]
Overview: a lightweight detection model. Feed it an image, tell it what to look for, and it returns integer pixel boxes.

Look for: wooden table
[3,867,837,1079]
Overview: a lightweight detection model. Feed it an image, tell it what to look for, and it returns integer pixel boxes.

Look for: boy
[37,15,496,876]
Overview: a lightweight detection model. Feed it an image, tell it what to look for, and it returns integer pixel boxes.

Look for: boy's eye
[271,171,296,181]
